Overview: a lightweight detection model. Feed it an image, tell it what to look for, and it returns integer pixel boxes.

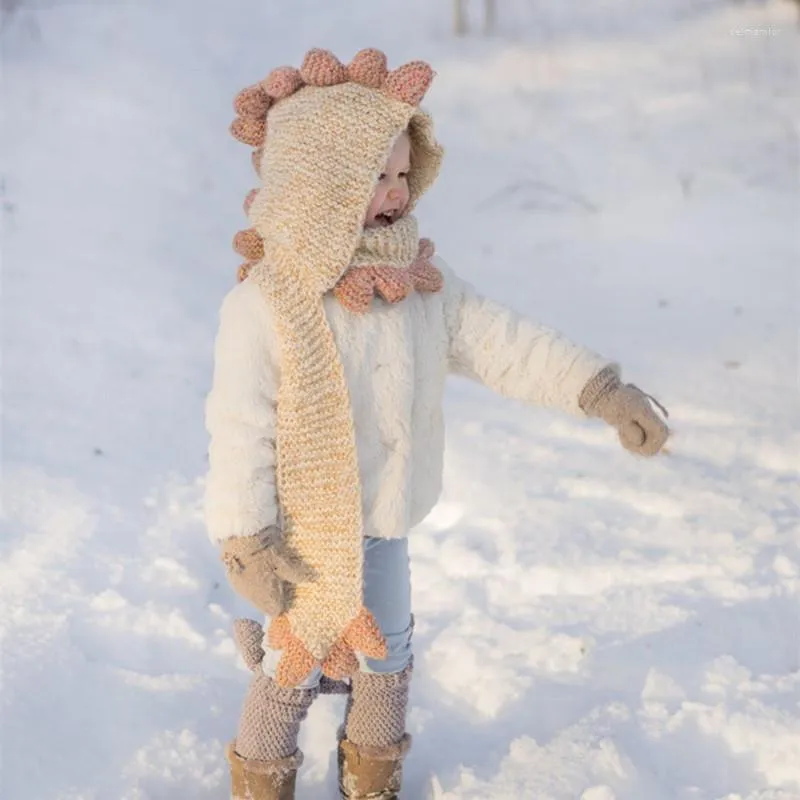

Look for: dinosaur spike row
[267,608,387,687]
[230,49,434,153]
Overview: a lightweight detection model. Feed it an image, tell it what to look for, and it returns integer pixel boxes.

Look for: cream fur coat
[204,257,613,544]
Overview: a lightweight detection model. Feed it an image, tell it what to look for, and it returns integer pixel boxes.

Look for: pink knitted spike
[343,608,388,660]
[237,262,256,282]
[372,268,414,304]
[418,238,435,261]
[321,640,359,680]
[383,61,434,107]
[230,117,266,147]
[275,638,317,688]
[233,84,271,118]
[233,228,264,260]
[267,614,293,649]
[243,188,258,214]
[251,148,263,175]
[348,48,388,88]
[263,66,304,100]
[333,269,377,314]
[409,261,444,294]
[300,48,347,87]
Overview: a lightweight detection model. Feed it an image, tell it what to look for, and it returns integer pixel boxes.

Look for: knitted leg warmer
[236,673,319,761]
[338,662,413,799]
[344,662,412,749]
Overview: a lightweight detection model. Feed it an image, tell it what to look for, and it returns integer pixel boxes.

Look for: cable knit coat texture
[204,255,614,545]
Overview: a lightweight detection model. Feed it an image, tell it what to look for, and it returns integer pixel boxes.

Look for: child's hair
[407,128,418,171]
[228,49,432,283]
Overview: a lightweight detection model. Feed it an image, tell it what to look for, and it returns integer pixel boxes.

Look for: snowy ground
[2,0,799,798]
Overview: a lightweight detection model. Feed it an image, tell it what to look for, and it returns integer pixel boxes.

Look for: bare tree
[1,0,25,29]
[454,0,497,36]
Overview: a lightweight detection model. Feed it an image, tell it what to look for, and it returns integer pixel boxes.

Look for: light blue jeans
[260,536,413,688]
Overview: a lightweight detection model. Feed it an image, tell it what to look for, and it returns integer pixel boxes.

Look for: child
[204,48,669,800]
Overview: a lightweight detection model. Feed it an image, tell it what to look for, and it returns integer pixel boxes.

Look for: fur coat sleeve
[204,281,280,544]
[439,260,617,416]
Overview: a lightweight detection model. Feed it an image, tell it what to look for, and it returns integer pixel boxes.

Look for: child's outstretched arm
[439,261,669,455]
[205,283,311,615]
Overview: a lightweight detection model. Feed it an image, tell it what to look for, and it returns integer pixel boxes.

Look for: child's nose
[388,187,401,201]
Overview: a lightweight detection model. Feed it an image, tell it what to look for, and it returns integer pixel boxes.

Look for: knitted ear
[263,66,304,100]
[300,48,347,86]
[383,61,434,106]
[348,48,388,88]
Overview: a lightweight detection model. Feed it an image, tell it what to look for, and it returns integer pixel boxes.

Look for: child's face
[364,131,411,228]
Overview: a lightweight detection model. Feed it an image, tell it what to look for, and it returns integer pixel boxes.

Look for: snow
[2,0,798,797]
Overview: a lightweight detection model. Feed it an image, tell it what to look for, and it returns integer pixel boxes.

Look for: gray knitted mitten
[580,366,670,457]
[221,526,314,617]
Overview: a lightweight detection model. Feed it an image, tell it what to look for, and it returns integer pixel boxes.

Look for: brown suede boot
[227,742,301,800]
[338,734,412,800]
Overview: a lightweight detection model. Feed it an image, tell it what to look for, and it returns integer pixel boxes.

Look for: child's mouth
[375,211,397,227]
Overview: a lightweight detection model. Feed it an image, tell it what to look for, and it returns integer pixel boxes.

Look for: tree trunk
[484,0,496,34]
[454,0,466,36]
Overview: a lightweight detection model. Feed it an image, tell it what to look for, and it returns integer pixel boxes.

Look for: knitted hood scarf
[228,48,444,687]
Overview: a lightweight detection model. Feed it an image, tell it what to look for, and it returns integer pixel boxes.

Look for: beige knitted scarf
[228,49,444,687]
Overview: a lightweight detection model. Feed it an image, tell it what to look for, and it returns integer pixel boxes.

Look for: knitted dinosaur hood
[232,48,443,288]
[227,48,444,687]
